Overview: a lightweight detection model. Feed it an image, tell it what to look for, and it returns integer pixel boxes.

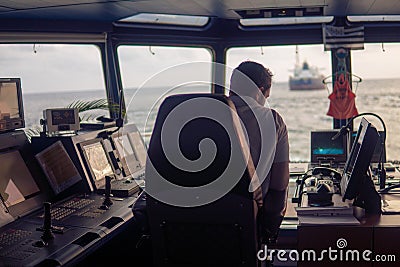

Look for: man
[228,60,290,242]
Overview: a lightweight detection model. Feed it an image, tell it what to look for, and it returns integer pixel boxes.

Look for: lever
[100,175,113,209]
[41,202,55,242]
[33,202,55,247]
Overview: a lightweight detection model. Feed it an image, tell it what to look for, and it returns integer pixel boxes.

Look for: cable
[332,112,386,143]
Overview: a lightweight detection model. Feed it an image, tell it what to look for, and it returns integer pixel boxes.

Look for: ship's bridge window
[0,43,107,136]
[351,42,400,161]
[348,15,400,22]
[117,45,212,144]
[118,13,209,27]
[240,16,333,26]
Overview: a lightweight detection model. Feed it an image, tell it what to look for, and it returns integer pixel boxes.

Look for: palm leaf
[24,125,42,141]
[66,99,109,112]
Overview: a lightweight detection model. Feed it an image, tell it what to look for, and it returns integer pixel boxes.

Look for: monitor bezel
[0,78,25,133]
[341,117,379,201]
[35,140,82,195]
[111,133,139,177]
[0,148,45,221]
[78,138,114,190]
[350,130,385,164]
[310,129,347,163]
[44,108,80,134]
[127,131,148,169]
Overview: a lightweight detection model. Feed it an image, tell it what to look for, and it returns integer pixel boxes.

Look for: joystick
[41,202,55,241]
[100,175,113,210]
[33,202,54,247]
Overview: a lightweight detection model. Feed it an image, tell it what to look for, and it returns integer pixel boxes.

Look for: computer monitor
[43,108,80,134]
[340,118,379,202]
[0,149,42,226]
[350,130,385,164]
[0,78,24,132]
[128,131,147,168]
[310,130,347,164]
[35,141,82,195]
[112,133,141,176]
[78,138,114,190]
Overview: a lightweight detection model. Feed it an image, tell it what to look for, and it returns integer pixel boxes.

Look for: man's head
[229,61,274,99]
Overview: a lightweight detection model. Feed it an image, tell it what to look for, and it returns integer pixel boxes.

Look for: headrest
[145,93,257,207]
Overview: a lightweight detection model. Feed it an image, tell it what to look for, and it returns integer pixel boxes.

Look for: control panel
[1,124,146,266]
[292,167,342,207]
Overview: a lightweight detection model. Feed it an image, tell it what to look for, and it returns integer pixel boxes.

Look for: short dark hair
[235,61,273,94]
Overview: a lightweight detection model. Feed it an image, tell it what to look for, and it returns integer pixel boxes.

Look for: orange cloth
[327,73,358,119]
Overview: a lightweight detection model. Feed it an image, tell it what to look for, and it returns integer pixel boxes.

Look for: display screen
[36,141,82,195]
[128,131,147,168]
[310,130,346,163]
[45,108,79,133]
[346,129,365,175]
[0,78,24,132]
[51,109,77,125]
[341,118,379,200]
[113,134,140,176]
[80,139,113,186]
[0,150,41,226]
[351,130,385,163]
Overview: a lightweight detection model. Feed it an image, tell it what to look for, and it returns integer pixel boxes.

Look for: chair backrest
[145,93,261,267]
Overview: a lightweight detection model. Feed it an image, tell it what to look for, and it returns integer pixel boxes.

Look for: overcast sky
[1,43,400,93]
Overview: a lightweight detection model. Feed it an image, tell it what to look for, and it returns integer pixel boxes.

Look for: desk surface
[0,192,138,266]
[283,173,400,228]
[278,174,400,267]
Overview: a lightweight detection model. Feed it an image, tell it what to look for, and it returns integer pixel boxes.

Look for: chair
[145,93,264,267]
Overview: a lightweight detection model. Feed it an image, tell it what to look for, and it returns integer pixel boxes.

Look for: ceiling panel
[0,0,104,10]
[300,0,327,7]
[323,0,349,16]
[193,0,242,18]
[0,2,136,21]
[248,0,326,9]
[117,1,187,16]
[392,1,400,14]
[347,0,381,15]
[0,0,49,9]
[1,0,400,21]
[366,0,400,15]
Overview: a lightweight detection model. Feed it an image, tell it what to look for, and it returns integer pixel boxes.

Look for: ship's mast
[295,45,300,67]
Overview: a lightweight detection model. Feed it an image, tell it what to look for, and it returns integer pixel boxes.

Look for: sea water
[22,78,400,162]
